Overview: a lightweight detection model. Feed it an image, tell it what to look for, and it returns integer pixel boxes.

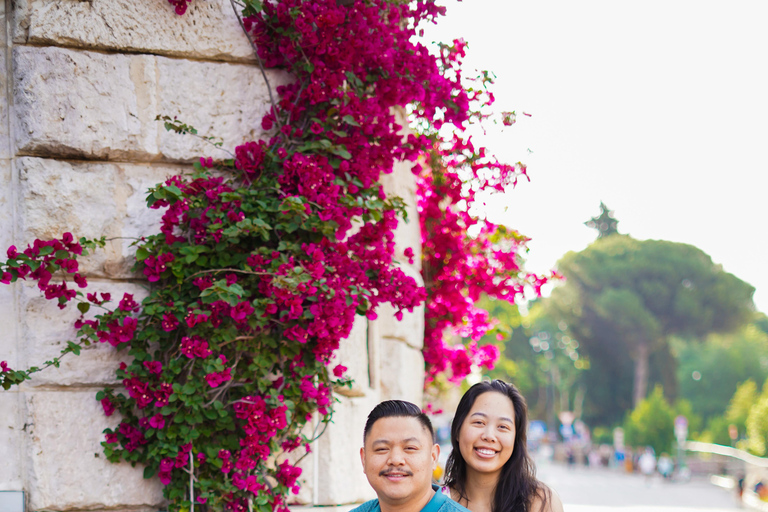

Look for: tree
[584,202,619,239]
[623,385,675,454]
[728,379,759,438]
[746,381,768,456]
[475,297,585,424]
[548,235,754,412]
[676,323,768,421]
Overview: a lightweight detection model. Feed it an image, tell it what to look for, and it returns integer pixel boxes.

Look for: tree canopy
[676,323,768,421]
[584,202,619,239]
[547,235,755,418]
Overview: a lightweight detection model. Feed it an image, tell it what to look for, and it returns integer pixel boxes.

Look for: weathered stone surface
[13,46,158,160]
[1,2,11,161]
[155,56,291,162]
[17,157,179,278]
[0,159,15,251]
[13,46,290,161]
[0,161,17,350]
[332,314,371,397]
[379,338,424,405]
[380,110,421,271]
[19,281,144,387]
[375,265,425,350]
[14,0,254,62]
[0,392,25,491]
[314,394,379,505]
[19,157,122,243]
[380,158,421,271]
[24,390,165,511]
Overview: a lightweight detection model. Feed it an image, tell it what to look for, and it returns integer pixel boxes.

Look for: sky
[422,0,768,314]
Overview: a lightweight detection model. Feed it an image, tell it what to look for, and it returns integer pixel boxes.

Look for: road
[534,457,742,512]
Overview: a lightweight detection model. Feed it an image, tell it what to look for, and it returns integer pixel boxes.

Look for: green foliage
[676,324,768,421]
[697,415,732,446]
[548,234,755,424]
[476,297,585,420]
[623,385,675,454]
[728,379,759,436]
[591,426,613,445]
[584,202,619,239]
[746,392,768,456]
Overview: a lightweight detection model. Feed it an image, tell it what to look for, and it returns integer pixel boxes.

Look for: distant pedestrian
[588,449,602,468]
[638,447,656,484]
[657,453,673,480]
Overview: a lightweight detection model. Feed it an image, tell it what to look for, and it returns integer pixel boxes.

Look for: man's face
[360,416,439,508]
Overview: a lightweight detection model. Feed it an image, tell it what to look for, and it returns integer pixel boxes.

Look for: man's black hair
[363,400,434,442]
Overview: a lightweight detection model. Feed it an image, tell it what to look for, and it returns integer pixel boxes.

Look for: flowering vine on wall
[0,0,548,510]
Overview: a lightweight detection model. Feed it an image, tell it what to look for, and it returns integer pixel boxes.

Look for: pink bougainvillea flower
[148,414,165,430]
[143,361,163,375]
[332,364,347,378]
[100,397,115,416]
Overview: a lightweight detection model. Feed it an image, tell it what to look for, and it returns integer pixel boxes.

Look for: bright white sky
[422,0,768,314]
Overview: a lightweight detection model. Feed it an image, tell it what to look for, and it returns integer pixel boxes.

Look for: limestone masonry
[0,1,426,510]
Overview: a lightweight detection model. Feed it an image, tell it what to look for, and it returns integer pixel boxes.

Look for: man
[353,400,469,512]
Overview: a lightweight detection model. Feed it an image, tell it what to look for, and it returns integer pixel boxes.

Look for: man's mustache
[379,468,414,477]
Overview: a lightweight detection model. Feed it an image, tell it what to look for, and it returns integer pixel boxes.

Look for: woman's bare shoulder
[530,485,564,512]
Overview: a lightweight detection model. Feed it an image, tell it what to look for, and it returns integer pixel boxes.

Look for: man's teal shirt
[350,485,470,512]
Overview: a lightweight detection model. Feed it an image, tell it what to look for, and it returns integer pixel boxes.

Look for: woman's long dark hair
[443,380,549,512]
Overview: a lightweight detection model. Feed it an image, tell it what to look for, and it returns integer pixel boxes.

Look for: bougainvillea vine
[413,39,556,385]
[0,0,550,511]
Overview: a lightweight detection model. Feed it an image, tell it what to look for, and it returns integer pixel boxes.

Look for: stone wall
[0,1,425,510]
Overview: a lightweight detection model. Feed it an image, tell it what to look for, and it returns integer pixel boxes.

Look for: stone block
[0,3,10,161]
[375,265,424,350]
[13,46,290,162]
[0,160,16,347]
[380,109,421,271]
[18,157,121,245]
[155,57,291,162]
[24,390,165,511]
[0,159,15,250]
[17,157,178,278]
[19,281,144,387]
[0,392,25,491]
[379,337,424,406]
[14,0,254,62]
[332,314,371,397]
[314,394,379,505]
[380,159,421,271]
[13,46,159,160]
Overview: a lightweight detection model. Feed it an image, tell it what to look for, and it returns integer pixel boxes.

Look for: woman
[443,380,564,512]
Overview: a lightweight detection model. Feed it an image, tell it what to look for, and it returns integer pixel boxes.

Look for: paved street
[534,457,742,512]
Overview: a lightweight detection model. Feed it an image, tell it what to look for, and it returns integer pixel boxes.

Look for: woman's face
[458,391,516,480]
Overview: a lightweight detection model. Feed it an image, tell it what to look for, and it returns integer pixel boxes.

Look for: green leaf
[135,247,150,262]
[77,302,90,314]
[165,185,183,199]
[342,115,360,127]
[67,341,81,356]
[330,146,353,160]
